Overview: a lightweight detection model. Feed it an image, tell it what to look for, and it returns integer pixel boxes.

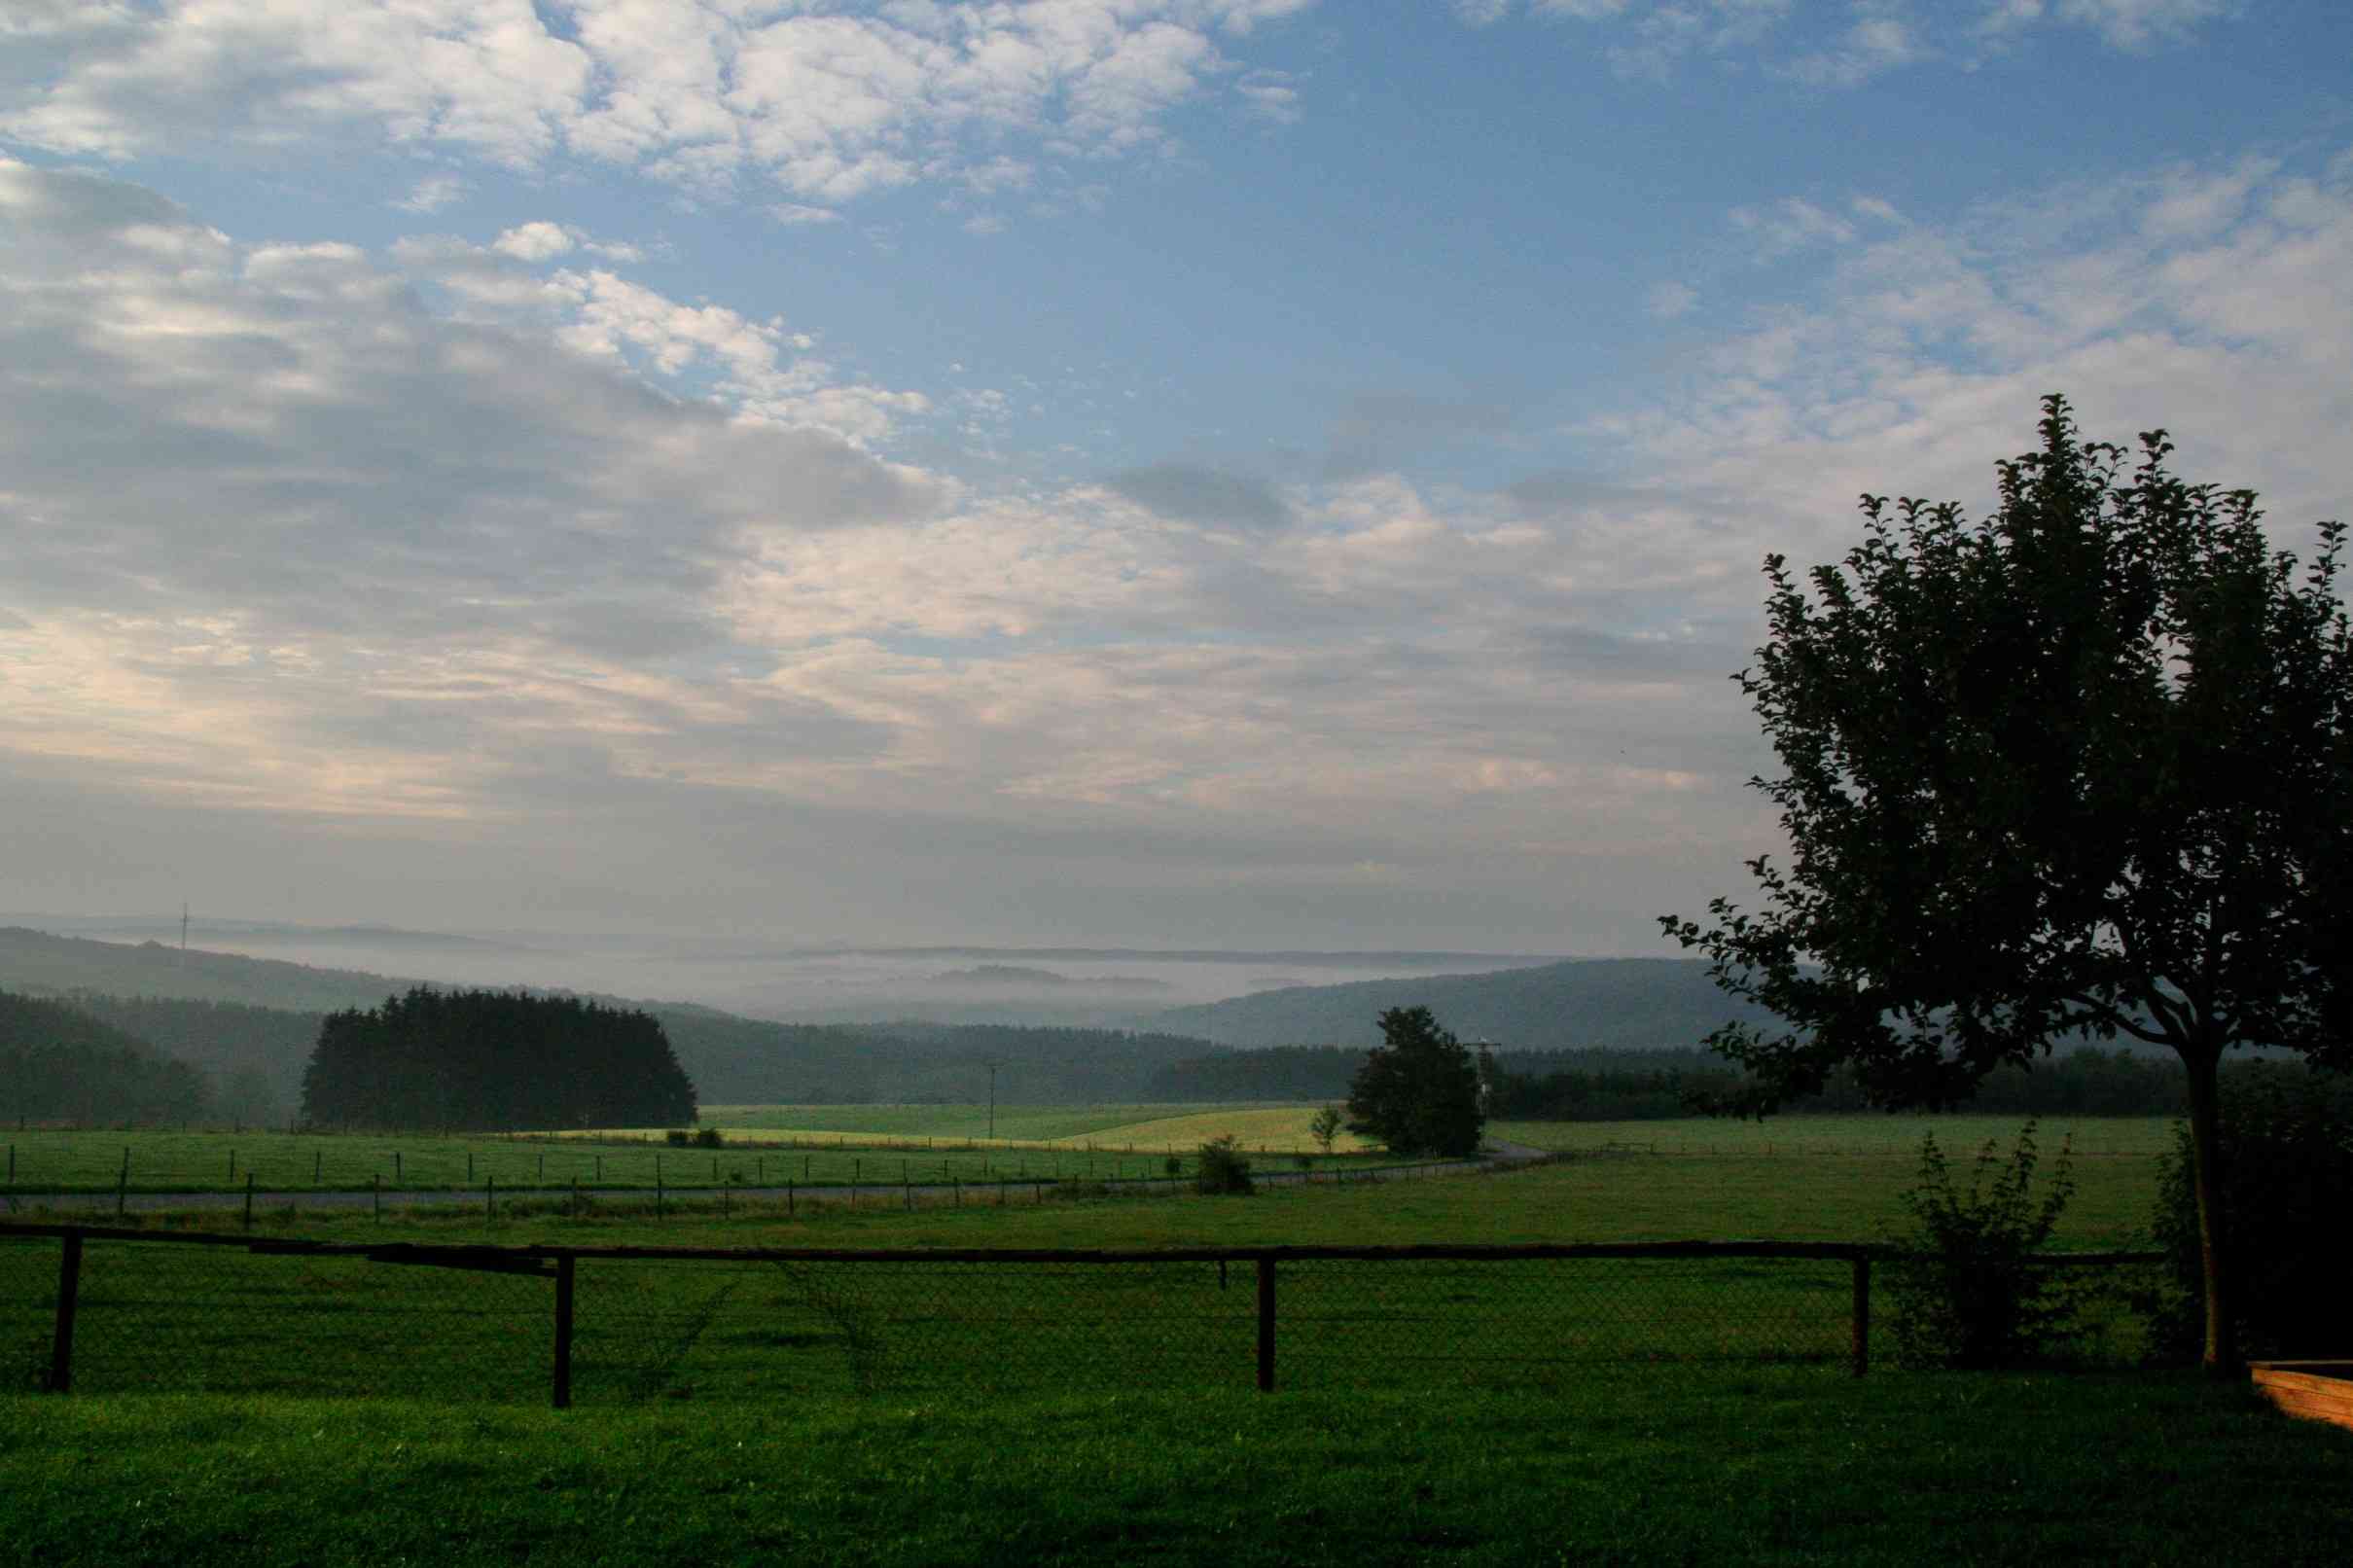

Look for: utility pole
[979,1056,1009,1142]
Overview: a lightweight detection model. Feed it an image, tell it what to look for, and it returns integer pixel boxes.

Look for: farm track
[5,1140,1548,1218]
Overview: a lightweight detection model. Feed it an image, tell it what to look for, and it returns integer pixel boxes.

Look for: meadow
[14,1108,2334,1567]
[0,1103,1390,1198]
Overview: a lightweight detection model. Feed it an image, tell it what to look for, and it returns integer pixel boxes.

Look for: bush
[664,1128,691,1146]
[1194,1135,1254,1195]
[2151,1065,2353,1362]
[694,1126,723,1148]
[1886,1123,2086,1370]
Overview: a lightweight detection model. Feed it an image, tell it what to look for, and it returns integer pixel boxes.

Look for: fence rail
[2,1224,2162,1407]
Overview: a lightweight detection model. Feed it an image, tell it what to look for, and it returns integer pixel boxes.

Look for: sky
[1,1,2349,957]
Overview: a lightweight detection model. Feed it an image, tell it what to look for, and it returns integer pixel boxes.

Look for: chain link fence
[2,1225,2164,1405]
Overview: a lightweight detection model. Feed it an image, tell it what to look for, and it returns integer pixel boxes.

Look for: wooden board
[2250,1362,2353,1433]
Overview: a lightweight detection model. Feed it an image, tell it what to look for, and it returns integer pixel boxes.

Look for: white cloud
[491,220,575,262]
[1470,0,2229,82]
[394,171,466,213]
[1646,280,1699,318]
[1729,196,1859,257]
[771,203,846,227]
[1,1,1319,209]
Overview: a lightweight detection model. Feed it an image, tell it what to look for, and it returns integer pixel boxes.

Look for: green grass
[1494,1113,2180,1158]
[0,1119,1384,1196]
[3,1377,2346,1566]
[700,1103,1238,1142]
[1,1136,2171,1408]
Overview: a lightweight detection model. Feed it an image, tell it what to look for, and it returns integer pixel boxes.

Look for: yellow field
[1079,1107,1377,1155]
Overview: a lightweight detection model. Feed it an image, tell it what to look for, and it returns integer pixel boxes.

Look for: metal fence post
[1256,1256,1276,1393]
[242,1172,254,1229]
[552,1253,575,1409]
[1851,1255,1872,1377]
[49,1230,83,1394]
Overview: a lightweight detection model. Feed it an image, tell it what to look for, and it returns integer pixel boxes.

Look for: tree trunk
[2180,1046,2237,1375]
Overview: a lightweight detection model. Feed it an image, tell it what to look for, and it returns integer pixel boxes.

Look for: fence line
[1,1223,2161,1407]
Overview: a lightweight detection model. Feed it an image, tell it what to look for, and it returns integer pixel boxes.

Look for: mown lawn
[3,1374,2347,1566]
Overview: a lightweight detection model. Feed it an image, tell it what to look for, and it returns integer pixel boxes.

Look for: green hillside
[0,927,415,1013]
[1143,957,1780,1051]
[0,929,1231,1113]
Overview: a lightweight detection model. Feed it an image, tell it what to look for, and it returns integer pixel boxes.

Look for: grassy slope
[10,1140,2324,1565]
[12,1125,2161,1247]
[4,1378,2347,1567]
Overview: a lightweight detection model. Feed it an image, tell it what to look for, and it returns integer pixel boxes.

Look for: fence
[1,1224,2161,1407]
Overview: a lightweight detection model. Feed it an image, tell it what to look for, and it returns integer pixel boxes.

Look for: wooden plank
[2251,1366,2353,1433]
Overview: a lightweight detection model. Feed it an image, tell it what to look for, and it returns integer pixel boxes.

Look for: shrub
[1886,1122,2086,1370]
[664,1128,691,1146]
[694,1126,724,1148]
[1194,1135,1254,1195]
[2151,1065,2353,1362]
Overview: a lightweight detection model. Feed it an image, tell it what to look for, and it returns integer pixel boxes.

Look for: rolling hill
[1141,957,1777,1051]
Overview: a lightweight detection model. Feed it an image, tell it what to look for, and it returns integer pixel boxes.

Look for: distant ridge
[0,926,428,1013]
[1143,957,1776,1052]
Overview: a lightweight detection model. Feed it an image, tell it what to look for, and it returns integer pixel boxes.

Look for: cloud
[1467,0,2229,83]
[2,1,1320,210]
[1646,280,1699,318]
[1729,196,1859,258]
[771,203,846,227]
[394,172,466,213]
[1105,464,1293,531]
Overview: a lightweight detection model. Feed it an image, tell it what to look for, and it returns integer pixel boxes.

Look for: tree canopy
[0,989,212,1124]
[302,987,697,1130]
[1665,395,2352,1370]
[1344,1006,1487,1158]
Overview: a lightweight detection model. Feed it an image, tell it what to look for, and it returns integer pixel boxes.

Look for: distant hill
[0,927,423,1013]
[1,989,212,1123]
[0,929,1231,1113]
[1142,957,1780,1051]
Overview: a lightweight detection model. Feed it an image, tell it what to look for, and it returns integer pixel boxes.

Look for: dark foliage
[1194,1135,1255,1194]
[2152,1065,2353,1361]
[1663,396,2353,1368]
[1886,1123,2086,1370]
[0,988,212,1124]
[53,991,322,1109]
[302,987,696,1130]
[1344,1007,1486,1158]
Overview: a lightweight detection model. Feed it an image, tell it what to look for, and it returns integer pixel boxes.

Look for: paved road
[6,1140,1552,1220]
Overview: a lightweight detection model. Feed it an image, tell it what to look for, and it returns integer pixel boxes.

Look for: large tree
[1663,396,2351,1372]
[1345,1006,1487,1158]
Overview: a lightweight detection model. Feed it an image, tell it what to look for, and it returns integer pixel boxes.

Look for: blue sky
[2,1,2348,955]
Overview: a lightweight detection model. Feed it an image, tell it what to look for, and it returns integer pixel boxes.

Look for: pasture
[10,1111,2337,1566]
[4,1369,2348,1566]
[0,1104,1389,1199]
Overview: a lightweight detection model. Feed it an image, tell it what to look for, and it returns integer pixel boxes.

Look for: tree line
[1,989,211,1123]
[1149,1039,2211,1119]
[302,987,696,1130]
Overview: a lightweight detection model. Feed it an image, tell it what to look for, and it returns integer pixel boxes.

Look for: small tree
[1194,1135,1255,1195]
[1345,1007,1486,1158]
[1308,1103,1343,1155]
[1887,1123,2085,1370]
[1664,397,2353,1372]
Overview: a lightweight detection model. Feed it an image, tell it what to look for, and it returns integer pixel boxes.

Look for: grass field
[9,1115,2320,1566]
[1493,1113,2181,1158]
[0,1108,1388,1196]
[3,1376,2347,1566]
